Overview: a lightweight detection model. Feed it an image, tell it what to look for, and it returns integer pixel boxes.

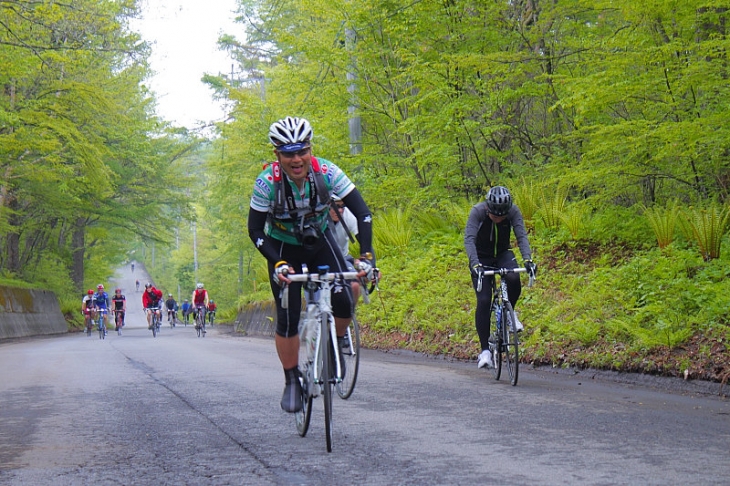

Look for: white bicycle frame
[282,268,363,392]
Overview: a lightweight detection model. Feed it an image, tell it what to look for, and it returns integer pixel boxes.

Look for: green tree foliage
[0,0,193,299]
[190,0,730,378]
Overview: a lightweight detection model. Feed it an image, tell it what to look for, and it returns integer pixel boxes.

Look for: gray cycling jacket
[464,201,532,269]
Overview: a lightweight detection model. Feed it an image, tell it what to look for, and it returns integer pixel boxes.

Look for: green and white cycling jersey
[250,158,355,245]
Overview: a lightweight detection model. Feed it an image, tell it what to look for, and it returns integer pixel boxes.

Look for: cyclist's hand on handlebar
[273,260,292,286]
[471,263,484,276]
[356,257,375,281]
[524,260,537,277]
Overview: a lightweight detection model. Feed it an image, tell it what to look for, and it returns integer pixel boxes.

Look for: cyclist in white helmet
[191,283,209,327]
[249,116,376,413]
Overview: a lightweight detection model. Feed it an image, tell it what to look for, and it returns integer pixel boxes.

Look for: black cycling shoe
[280,380,303,413]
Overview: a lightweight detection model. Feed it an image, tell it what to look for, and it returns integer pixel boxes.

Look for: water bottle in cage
[302,305,318,359]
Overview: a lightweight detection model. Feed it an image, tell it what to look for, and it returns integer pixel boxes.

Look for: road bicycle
[85,310,96,336]
[96,309,108,340]
[113,310,124,336]
[167,309,177,328]
[194,305,206,337]
[208,310,216,326]
[282,264,373,452]
[148,307,161,337]
[476,266,535,386]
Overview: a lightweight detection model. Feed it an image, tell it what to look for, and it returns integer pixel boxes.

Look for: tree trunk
[5,195,20,274]
[71,217,86,292]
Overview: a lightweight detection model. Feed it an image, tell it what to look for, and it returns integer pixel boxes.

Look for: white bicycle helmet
[196,283,204,289]
[268,117,313,151]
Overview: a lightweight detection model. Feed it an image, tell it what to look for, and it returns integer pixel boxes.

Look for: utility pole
[193,221,198,282]
[346,24,361,155]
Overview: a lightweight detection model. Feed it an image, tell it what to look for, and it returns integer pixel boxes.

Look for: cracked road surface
[1,268,730,485]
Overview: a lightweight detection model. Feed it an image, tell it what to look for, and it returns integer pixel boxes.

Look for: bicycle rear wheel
[336,315,360,399]
[196,312,203,337]
[321,321,334,453]
[503,302,519,386]
[489,305,502,380]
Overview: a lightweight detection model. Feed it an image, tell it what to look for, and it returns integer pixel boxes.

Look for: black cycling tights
[471,251,522,350]
[269,228,353,338]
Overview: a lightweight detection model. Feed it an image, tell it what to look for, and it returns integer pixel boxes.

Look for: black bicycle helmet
[486,186,512,216]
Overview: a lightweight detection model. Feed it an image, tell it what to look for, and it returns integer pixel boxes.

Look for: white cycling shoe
[513,314,524,332]
[477,350,494,369]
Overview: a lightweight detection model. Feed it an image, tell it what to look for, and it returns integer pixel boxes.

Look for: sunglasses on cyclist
[277,147,311,159]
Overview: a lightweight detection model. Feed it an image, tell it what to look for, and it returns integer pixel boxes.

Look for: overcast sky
[130,0,240,130]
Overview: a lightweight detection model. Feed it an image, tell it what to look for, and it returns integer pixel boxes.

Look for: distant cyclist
[207,300,217,325]
[131,262,135,273]
[180,299,192,325]
[165,293,178,326]
[111,288,127,334]
[93,284,110,334]
[81,289,95,332]
[191,283,209,329]
[142,283,163,330]
[135,279,140,292]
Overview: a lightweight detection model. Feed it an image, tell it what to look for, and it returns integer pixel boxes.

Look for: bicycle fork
[307,312,342,396]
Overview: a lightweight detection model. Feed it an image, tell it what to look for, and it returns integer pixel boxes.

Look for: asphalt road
[1,265,729,485]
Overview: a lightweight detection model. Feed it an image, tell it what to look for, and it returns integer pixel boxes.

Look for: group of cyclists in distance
[82,279,217,335]
[81,284,127,336]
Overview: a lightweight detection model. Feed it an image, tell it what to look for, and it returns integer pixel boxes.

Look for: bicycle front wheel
[152,315,158,337]
[321,315,334,453]
[503,302,519,386]
[489,305,502,380]
[297,310,319,437]
[336,315,360,399]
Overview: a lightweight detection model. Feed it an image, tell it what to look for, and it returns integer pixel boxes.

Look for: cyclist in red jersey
[142,283,163,329]
[207,300,217,325]
[191,283,209,325]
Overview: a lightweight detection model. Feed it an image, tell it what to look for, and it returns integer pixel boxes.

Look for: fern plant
[643,202,678,249]
[682,204,730,261]
[510,178,540,226]
[373,207,414,252]
[538,185,568,231]
[560,204,589,240]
